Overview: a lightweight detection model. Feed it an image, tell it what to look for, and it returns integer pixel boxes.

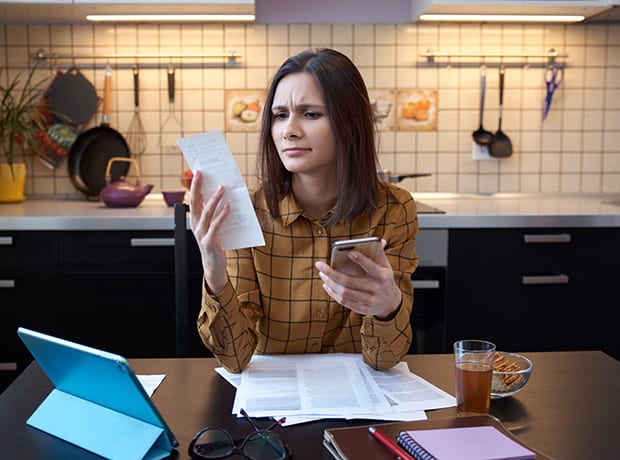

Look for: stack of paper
[216,354,456,425]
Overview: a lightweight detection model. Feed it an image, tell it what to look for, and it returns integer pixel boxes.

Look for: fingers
[189,170,228,238]
[315,246,401,318]
[315,260,379,315]
[188,170,230,293]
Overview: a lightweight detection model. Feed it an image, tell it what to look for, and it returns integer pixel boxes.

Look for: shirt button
[317,227,325,235]
[316,310,324,319]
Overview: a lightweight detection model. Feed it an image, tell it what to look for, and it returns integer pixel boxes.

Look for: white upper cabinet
[0,0,254,23]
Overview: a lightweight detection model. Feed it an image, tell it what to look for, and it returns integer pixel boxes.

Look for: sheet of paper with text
[177,130,265,250]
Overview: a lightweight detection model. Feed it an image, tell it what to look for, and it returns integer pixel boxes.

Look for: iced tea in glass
[454,340,495,416]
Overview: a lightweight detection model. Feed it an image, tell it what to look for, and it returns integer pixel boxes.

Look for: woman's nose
[283,116,302,139]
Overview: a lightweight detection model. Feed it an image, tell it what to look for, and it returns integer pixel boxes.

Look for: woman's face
[270,72,337,178]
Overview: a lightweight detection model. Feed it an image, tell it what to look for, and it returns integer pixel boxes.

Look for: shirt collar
[278,193,336,227]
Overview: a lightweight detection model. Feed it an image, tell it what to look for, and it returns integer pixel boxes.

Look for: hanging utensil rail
[419,48,567,68]
[31,48,241,68]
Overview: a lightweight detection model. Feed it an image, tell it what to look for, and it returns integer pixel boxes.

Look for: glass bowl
[491,351,533,399]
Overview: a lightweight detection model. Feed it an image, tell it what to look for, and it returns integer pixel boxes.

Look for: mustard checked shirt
[197,182,419,373]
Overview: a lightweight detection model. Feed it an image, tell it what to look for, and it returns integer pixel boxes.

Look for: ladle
[472,66,493,145]
[489,65,513,158]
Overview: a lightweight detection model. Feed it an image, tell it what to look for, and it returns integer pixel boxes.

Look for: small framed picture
[225,90,267,132]
[396,89,438,131]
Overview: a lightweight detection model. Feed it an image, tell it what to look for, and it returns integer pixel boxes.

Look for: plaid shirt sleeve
[197,183,419,373]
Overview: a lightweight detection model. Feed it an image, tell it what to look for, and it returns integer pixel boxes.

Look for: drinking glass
[454,339,496,416]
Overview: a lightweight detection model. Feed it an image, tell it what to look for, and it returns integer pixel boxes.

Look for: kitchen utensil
[126,65,147,155]
[159,64,183,154]
[68,65,130,199]
[36,67,99,168]
[542,64,563,121]
[99,157,153,207]
[472,66,494,145]
[44,66,99,125]
[378,171,432,183]
[489,65,513,158]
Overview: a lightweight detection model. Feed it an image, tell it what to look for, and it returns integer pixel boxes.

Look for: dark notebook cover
[323,415,552,460]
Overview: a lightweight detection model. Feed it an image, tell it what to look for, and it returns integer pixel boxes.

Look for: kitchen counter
[1,193,619,231]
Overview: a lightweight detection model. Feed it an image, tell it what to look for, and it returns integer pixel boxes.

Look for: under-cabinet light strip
[419,14,585,23]
[86,14,255,22]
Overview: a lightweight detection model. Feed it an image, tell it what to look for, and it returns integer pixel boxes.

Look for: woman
[189,48,418,373]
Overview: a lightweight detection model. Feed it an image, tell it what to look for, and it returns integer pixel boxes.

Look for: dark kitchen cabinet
[0,232,60,392]
[446,228,620,360]
[55,231,176,357]
[1,230,178,394]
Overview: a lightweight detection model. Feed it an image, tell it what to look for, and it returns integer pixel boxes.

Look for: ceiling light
[419,14,585,23]
[86,14,255,22]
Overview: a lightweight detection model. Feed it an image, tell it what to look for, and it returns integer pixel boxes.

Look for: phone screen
[330,237,381,276]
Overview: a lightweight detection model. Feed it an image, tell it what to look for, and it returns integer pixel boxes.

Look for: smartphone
[330,237,381,276]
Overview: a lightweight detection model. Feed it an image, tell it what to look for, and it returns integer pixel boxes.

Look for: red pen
[368,426,414,460]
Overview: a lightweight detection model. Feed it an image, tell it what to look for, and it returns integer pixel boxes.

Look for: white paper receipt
[177,130,265,250]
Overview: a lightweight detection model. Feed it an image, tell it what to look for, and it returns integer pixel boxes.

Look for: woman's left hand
[314,239,402,320]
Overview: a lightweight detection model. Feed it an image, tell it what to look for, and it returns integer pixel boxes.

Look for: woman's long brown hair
[258,48,379,227]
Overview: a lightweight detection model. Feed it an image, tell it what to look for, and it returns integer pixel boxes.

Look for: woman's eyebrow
[271,103,325,111]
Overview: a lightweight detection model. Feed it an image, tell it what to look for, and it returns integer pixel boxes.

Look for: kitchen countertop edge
[1,193,619,231]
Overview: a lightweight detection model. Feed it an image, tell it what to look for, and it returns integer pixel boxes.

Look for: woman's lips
[282,147,310,157]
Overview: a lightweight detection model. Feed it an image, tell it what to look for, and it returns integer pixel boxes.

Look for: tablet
[17,327,178,452]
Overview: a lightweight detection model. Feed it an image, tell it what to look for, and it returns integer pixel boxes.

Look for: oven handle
[523,233,571,244]
[521,274,569,285]
[413,279,441,289]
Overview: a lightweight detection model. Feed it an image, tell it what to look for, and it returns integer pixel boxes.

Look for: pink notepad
[397,426,536,460]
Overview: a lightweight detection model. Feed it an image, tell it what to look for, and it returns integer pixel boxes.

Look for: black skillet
[68,66,130,199]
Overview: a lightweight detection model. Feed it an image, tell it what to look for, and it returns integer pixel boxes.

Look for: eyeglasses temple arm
[240,408,262,432]
[266,417,286,431]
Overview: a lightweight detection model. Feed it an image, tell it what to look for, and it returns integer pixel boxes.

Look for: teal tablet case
[17,327,178,460]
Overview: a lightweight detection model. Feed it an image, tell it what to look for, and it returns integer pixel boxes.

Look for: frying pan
[46,67,99,125]
[68,65,130,199]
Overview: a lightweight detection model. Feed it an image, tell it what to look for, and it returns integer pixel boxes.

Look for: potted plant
[0,66,48,202]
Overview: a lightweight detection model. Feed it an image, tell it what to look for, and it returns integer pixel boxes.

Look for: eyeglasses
[189,409,290,460]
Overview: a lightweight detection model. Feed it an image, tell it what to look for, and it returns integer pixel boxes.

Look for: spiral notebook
[397,426,536,460]
[323,415,550,460]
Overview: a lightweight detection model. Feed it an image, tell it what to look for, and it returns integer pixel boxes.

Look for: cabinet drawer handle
[0,279,15,288]
[0,236,13,245]
[523,233,571,244]
[0,362,18,371]
[130,238,174,247]
[413,280,440,289]
[521,274,569,285]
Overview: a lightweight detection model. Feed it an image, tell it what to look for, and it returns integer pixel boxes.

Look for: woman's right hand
[189,170,230,294]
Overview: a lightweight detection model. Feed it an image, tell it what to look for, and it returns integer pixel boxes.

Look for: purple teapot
[99,157,154,208]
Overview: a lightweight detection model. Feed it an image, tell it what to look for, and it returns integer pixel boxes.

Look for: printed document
[221,354,455,424]
[177,130,265,250]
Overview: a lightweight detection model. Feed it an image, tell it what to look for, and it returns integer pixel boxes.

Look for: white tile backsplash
[1,21,619,197]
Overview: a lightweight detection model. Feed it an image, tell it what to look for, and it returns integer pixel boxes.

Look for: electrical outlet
[472,142,495,160]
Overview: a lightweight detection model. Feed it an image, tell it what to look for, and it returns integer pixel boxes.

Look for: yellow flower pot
[0,163,27,203]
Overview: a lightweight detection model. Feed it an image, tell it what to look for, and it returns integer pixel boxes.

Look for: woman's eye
[305,111,321,119]
[272,112,288,120]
